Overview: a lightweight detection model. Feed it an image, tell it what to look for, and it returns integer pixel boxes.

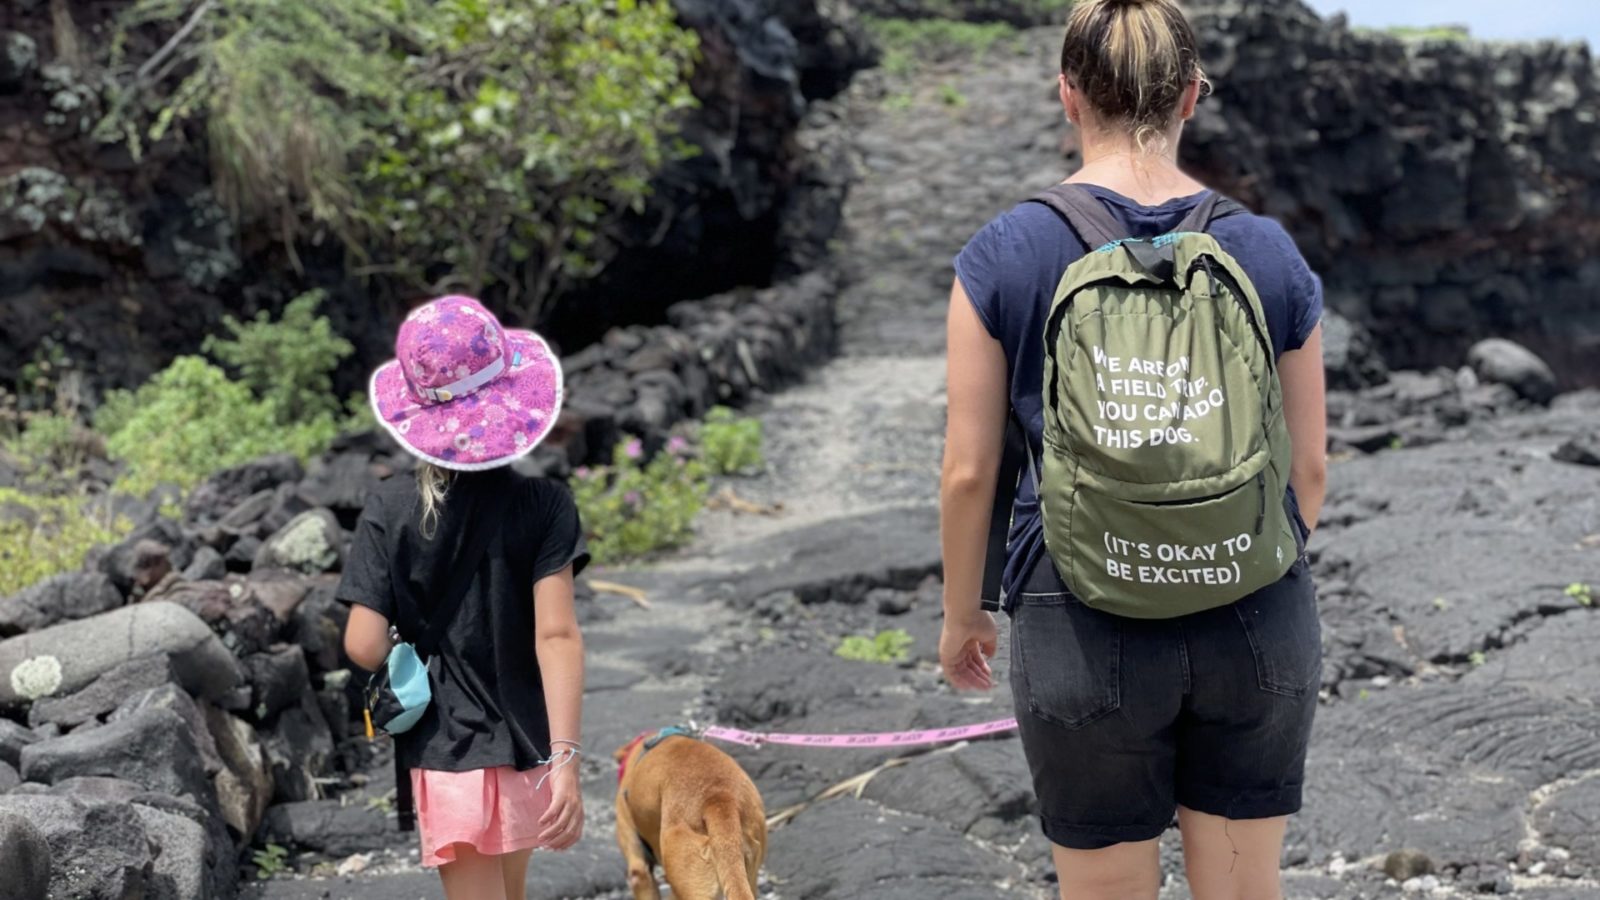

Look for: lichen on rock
[9,655,63,701]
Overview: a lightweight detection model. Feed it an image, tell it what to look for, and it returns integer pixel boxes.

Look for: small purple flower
[667,436,689,455]
[575,466,591,480]
[624,439,644,460]
[624,491,642,507]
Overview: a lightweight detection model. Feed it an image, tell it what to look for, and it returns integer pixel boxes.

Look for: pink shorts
[411,765,553,867]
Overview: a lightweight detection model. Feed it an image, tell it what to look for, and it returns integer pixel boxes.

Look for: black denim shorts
[1007,556,1321,850]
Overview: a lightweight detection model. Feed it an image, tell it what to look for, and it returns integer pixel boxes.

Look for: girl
[340,296,590,900]
[938,2,1328,898]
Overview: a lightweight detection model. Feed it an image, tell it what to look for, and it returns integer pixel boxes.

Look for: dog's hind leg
[615,796,662,900]
[659,824,724,900]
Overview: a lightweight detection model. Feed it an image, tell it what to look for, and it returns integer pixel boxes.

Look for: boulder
[247,575,313,622]
[253,509,344,575]
[299,452,386,522]
[260,691,335,803]
[136,802,235,900]
[0,794,155,899]
[0,759,17,793]
[287,578,349,674]
[1467,339,1558,405]
[0,810,51,900]
[29,654,176,730]
[259,799,389,857]
[0,572,124,637]
[0,602,241,708]
[180,546,226,582]
[224,535,263,572]
[0,719,38,767]
[184,454,305,524]
[143,578,281,657]
[111,684,222,776]
[243,646,315,723]
[20,707,215,809]
[98,520,195,596]
[202,704,273,837]
[1553,434,1600,468]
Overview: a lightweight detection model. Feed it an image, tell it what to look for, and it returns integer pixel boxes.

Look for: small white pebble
[1528,862,1546,876]
[1419,875,1441,892]
[1402,876,1424,893]
[1548,848,1571,862]
[1372,675,1393,687]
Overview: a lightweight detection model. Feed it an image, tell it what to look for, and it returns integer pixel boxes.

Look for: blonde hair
[416,463,453,538]
[1060,0,1205,155]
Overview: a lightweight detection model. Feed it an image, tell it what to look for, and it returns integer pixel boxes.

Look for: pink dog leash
[701,717,1019,749]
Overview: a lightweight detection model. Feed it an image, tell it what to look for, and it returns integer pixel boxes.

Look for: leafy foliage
[101,0,700,319]
[0,489,132,596]
[101,356,341,496]
[203,290,354,422]
[864,17,1020,76]
[699,406,764,476]
[251,843,290,880]
[836,629,914,664]
[1566,582,1594,608]
[571,437,709,565]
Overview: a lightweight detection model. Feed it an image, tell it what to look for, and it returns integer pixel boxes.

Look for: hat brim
[370,329,564,471]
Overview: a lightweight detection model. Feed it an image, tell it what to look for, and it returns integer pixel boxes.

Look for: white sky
[1303,0,1599,46]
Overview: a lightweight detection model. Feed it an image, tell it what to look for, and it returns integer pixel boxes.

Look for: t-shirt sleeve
[1270,223,1325,352]
[952,214,1014,340]
[335,493,394,618]
[533,482,591,581]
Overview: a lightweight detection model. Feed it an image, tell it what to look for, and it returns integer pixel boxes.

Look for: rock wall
[0,0,869,394]
[1184,0,1600,386]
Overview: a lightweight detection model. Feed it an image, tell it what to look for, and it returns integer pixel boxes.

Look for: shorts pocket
[1012,593,1122,729]
[1232,561,1322,697]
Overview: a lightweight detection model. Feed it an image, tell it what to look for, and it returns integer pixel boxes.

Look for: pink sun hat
[370,296,564,471]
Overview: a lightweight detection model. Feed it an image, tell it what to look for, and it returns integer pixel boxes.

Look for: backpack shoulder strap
[1029,183,1125,251]
[1174,192,1248,236]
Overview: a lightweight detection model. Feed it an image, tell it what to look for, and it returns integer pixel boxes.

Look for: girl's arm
[535,564,585,850]
[1279,325,1328,531]
[939,277,1008,690]
[344,605,394,672]
[534,565,584,743]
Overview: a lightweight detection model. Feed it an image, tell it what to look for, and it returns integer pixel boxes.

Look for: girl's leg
[499,848,534,900]
[1050,837,1161,900]
[1177,807,1288,900]
[437,844,509,900]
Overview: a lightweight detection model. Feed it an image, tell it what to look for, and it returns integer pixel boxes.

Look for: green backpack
[1026,185,1302,619]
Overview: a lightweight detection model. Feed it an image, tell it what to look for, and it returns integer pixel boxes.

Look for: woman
[341,296,590,900]
[938,1,1328,898]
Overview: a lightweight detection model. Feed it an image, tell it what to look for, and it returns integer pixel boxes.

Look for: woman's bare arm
[940,278,1010,618]
[1279,324,1328,531]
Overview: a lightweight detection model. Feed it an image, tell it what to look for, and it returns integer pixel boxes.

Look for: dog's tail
[703,793,759,900]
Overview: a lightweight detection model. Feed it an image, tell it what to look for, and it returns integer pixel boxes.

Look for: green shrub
[699,406,764,475]
[572,437,709,565]
[0,488,132,596]
[1567,583,1594,607]
[836,629,914,664]
[251,843,290,880]
[5,412,103,478]
[203,290,354,423]
[102,0,700,319]
[864,17,1019,76]
[102,356,340,496]
[1376,24,1471,42]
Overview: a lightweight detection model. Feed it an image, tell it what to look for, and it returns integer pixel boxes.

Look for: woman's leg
[1051,838,1162,900]
[499,848,534,900]
[437,844,509,900]
[1177,808,1288,900]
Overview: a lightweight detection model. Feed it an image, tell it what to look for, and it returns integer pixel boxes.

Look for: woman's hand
[940,610,998,691]
[538,761,584,850]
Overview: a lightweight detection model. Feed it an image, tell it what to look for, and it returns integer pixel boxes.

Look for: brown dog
[613,729,767,900]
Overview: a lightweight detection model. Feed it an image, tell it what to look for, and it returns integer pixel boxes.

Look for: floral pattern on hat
[370,296,563,471]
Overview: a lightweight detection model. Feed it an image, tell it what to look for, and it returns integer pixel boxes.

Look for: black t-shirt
[336,467,589,772]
